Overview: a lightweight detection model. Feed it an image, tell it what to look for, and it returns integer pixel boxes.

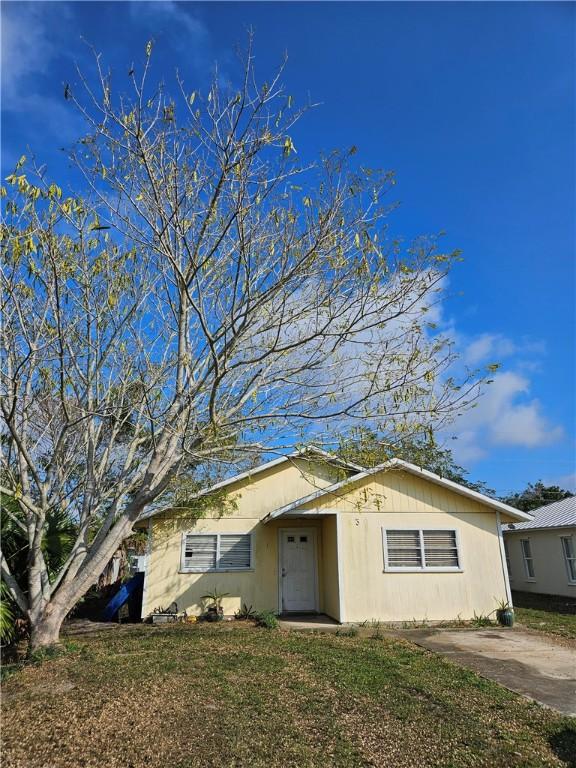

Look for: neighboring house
[503,496,576,599]
[137,447,531,623]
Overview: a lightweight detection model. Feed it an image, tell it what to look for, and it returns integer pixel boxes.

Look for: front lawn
[2,623,575,768]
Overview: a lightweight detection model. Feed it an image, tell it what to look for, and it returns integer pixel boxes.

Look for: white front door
[280,529,317,612]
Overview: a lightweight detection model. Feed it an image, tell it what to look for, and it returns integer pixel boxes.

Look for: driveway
[395,628,576,716]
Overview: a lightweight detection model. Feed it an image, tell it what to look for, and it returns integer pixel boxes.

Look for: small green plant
[200,589,229,622]
[151,604,178,615]
[494,598,514,627]
[402,617,430,629]
[200,589,229,608]
[336,625,358,637]
[235,603,256,620]
[369,619,382,639]
[29,644,67,664]
[254,610,279,629]
[472,611,495,628]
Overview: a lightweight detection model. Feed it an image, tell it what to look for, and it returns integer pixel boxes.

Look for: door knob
[282,568,286,577]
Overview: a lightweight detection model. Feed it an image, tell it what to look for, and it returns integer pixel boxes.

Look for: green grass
[514,606,576,639]
[2,623,575,768]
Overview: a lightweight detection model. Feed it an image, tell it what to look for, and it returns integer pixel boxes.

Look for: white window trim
[382,528,463,573]
[504,539,512,576]
[560,535,576,585]
[180,532,254,573]
[520,538,536,582]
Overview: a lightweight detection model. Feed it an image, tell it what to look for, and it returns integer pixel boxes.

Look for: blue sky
[2,1,574,496]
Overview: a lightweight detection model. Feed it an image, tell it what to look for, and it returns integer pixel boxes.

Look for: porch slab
[279,614,340,631]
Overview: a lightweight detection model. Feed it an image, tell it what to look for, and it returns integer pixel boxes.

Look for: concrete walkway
[396,628,576,716]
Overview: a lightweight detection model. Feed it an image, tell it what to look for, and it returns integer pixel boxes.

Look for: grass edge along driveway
[514,606,576,640]
[3,623,576,768]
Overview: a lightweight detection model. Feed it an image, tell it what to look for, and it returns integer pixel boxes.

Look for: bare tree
[1,40,479,649]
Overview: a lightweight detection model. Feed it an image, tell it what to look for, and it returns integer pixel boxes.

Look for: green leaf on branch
[283,136,296,157]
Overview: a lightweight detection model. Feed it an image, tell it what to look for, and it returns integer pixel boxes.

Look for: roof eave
[264,458,533,523]
[386,459,533,522]
[137,446,364,522]
[504,524,575,534]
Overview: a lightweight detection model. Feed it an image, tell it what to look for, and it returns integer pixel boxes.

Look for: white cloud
[427,303,563,465]
[0,2,82,146]
[464,333,514,365]
[449,368,564,462]
[1,2,72,103]
[462,332,546,367]
[129,1,214,73]
[450,430,487,463]
[491,400,563,447]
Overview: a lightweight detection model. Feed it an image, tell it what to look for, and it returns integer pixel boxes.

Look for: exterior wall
[142,458,344,618]
[302,469,510,623]
[143,515,336,617]
[338,510,506,622]
[505,527,576,598]
[321,514,341,621]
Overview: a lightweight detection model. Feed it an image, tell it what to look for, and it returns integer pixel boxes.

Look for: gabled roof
[503,496,576,532]
[137,446,364,521]
[263,458,533,523]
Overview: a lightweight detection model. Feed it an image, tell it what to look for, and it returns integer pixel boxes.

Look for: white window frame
[180,532,253,573]
[382,528,462,573]
[560,535,576,585]
[504,539,512,577]
[520,538,535,581]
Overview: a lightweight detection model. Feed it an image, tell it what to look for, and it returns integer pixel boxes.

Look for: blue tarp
[102,572,144,621]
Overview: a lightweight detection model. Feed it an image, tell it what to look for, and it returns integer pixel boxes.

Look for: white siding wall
[505,527,576,598]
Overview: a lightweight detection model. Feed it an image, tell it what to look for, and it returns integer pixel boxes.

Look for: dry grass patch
[2,623,575,768]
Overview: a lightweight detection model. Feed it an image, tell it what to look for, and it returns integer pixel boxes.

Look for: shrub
[254,610,279,629]
[0,581,15,644]
[472,611,495,628]
[235,603,256,620]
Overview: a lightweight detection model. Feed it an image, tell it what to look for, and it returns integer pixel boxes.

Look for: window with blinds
[181,533,252,572]
[385,530,423,568]
[219,535,251,570]
[383,529,460,571]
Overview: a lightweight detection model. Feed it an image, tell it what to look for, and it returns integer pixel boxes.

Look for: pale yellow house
[138,448,532,623]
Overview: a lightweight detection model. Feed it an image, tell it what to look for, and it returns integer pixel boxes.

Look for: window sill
[179,568,254,574]
[383,568,464,574]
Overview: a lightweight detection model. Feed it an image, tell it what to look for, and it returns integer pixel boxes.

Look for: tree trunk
[29,605,67,652]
